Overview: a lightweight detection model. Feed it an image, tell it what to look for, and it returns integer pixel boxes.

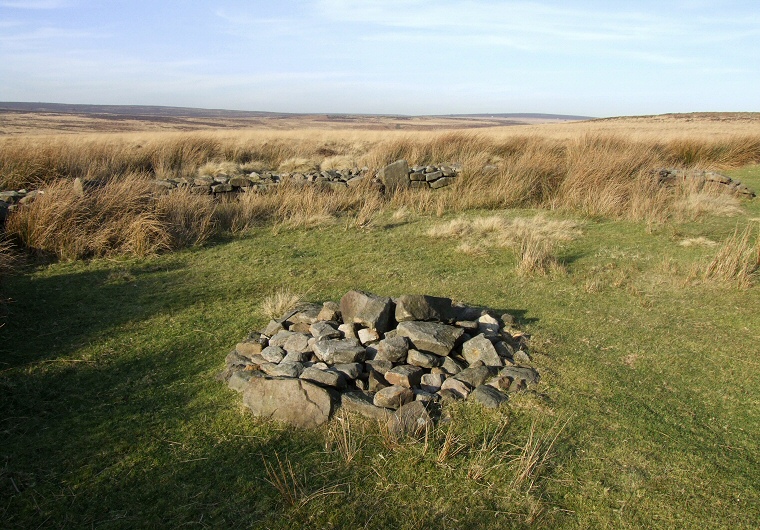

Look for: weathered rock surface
[387,401,434,438]
[396,321,464,356]
[374,385,414,410]
[462,334,503,367]
[242,378,333,429]
[222,290,541,429]
[394,295,452,323]
[340,290,394,333]
[378,159,410,193]
[469,385,509,408]
[313,338,366,364]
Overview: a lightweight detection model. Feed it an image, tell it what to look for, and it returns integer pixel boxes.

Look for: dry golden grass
[2,120,759,260]
[429,214,582,275]
[699,225,760,288]
[261,288,304,320]
[4,174,214,260]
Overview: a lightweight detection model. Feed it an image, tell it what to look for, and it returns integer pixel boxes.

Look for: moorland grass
[1,165,759,528]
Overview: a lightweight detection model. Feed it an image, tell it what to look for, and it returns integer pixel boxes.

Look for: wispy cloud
[0,0,69,8]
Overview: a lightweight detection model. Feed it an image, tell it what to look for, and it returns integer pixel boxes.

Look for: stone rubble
[653,168,756,198]
[220,290,541,430]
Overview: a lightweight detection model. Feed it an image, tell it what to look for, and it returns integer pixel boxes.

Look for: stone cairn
[220,290,540,432]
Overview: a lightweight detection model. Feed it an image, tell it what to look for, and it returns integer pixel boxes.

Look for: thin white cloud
[0,0,69,8]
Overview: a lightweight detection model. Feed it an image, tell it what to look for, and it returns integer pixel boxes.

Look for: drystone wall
[220,290,540,433]
[151,159,462,196]
[653,168,756,198]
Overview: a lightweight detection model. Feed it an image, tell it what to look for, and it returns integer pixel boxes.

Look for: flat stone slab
[394,295,453,323]
[396,321,464,356]
[340,391,392,421]
[242,378,333,429]
[340,290,394,333]
[469,385,509,408]
[373,385,414,410]
[313,338,366,364]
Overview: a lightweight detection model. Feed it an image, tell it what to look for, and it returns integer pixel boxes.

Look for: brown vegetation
[2,122,759,262]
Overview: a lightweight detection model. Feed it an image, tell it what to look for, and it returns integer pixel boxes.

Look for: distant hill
[0,102,593,121]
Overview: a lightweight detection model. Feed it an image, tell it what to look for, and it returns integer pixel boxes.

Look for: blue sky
[1,1,758,116]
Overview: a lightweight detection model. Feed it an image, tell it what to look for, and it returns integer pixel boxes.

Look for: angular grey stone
[338,322,356,339]
[513,350,532,365]
[441,356,465,375]
[413,389,439,403]
[455,320,479,331]
[496,366,540,392]
[373,385,414,410]
[264,320,286,337]
[478,314,501,336]
[469,385,509,408]
[454,365,495,388]
[494,340,514,360]
[211,183,232,193]
[420,372,446,393]
[340,391,391,421]
[282,350,311,364]
[357,328,381,345]
[242,378,332,429]
[409,181,429,189]
[283,333,311,355]
[430,177,455,189]
[226,351,256,368]
[384,365,425,388]
[261,345,286,363]
[268,331,296,348]
[228,370,263,392]
[340,290,394,333]
[394,295,453,323]
[374,336,409,363]
[268,362,304,378]
[387,401,433,438]
[438,388,463,402]
[289,304,323,325]
[378,159,410,193]
[368,369,390,392]
[317,301,341,322]
[365,359,393,375]
[462,334,503,367]
[300,367,346,389]
[396,321,464,356]
[235,341,264,359]
[409,171,426,181]
[331,363,363,380]
[287,322,310,333]
[310,321,341,341]
[440,377,472,399]
[313,338,366,364]
[425,170,443,182]
[406,349,443,369]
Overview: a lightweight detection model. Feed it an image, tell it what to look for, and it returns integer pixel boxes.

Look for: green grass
[2,166,760,529]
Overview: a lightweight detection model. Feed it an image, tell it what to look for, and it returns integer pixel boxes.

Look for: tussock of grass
[261,288,304,320]
[429,214,583,275]
[675,191,743,220]
[5,174,214,260]
[700,225,760,288]
[678,237,717,247]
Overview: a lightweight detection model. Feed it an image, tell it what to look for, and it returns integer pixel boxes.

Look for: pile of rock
[220,290,539,431]
[0,189,43,222]
[653,168,755,198]
[153,160,462,196]
[152,167,374,195]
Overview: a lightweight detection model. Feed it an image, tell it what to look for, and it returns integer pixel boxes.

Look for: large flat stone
[313,338,366,364]
[340,391,392,421]
[378,159,410,193]
[340,290,394,333]
[242,378,333,429]
[396,321,464,356]
[394,295,453,323]
[462,334,503,367]
[373,385,414,410]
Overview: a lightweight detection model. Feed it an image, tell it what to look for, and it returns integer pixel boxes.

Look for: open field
[0,103,591,136]
[1,113,760,528]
